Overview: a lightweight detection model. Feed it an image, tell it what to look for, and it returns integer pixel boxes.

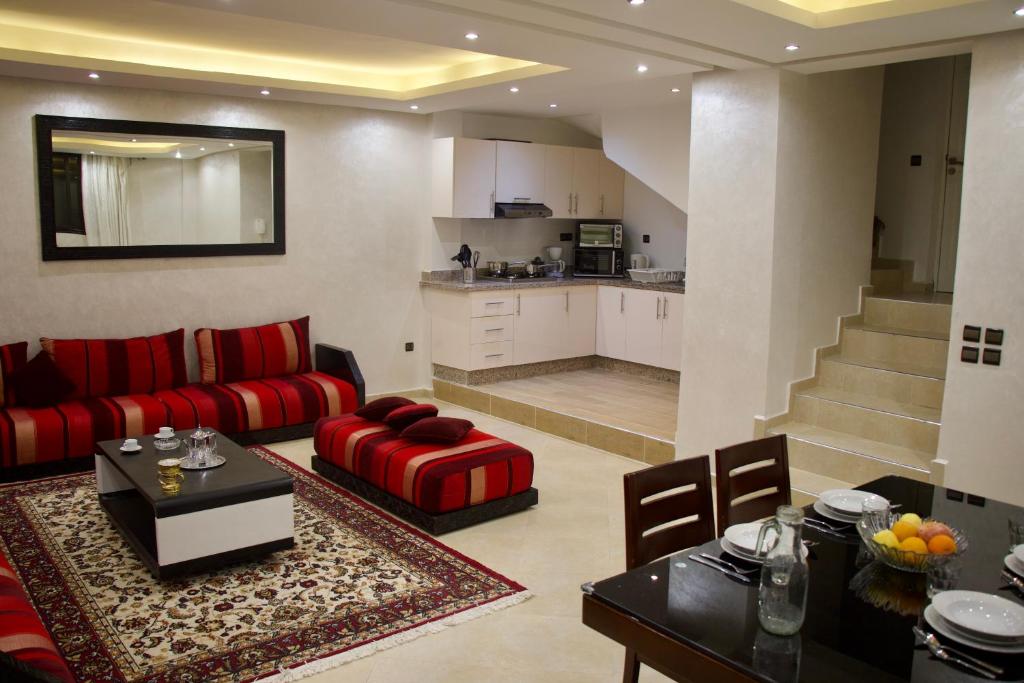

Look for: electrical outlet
[642,234,650,243]
[560,232,573,242]
[405,342,414,352]
[910,154,922,166]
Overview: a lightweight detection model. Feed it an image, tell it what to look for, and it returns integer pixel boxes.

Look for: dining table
[581,475,1024,682]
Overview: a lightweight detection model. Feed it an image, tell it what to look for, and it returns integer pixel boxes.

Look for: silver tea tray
[180,454,226,470]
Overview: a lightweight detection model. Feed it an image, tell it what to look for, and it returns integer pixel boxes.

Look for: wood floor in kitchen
[474,368,679,442]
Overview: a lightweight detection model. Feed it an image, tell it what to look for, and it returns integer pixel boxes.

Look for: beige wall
[938,31,1024,505]
[676,66,881,457]
[0,76,433,393]
[621,173,687,271]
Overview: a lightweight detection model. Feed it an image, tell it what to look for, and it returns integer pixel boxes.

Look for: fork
[912,626,1001,678]
[699,553,760,575]
[1002,570,1024,594]
[804,517,852,532]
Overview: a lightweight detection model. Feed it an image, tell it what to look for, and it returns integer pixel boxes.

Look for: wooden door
[659,293,684,371]
[496,141,546,204]
[624,289,663,367]
[452,138,496,218]
[596,286,627,360]
[513,288,569,365]
[599,156,625,220]
[545,145,575,219]
[572,148,602,219]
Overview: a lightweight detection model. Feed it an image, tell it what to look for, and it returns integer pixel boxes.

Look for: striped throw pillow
[40,329,188,400]
[194,316,311,384]
[0,342,28,408]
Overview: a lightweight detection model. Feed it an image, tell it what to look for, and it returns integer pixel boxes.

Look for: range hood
[494,203,553,219]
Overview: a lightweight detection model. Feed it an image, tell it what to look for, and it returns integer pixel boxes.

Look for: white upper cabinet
[599,156,625,220]
[572,148,602,219]
[431,137,496,218]
[496,141,546,204]
[545,145,575,219]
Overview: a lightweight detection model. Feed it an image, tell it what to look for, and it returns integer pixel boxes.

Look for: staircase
[765,278,952,505]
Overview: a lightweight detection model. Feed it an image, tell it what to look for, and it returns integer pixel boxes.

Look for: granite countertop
[419,271,685,294]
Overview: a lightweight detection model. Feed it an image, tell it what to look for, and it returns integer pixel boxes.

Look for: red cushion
[384,403,438,431]
[355,396,414,422]
[9,351,76,408]
[0,342,28,408]
[154,371,357,435]
[400,417,474,444]
[40,329,188,400]
[315,414,534,514]
[194,316,311,384]
[0,553,74,683]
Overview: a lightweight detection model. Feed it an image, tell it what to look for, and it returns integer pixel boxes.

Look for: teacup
[123,438,139,450]
[157,427,175,439]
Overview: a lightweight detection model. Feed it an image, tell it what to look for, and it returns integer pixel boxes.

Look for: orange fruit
[892,520,918,542]
[899,536,929,554]
[928,534,957,555]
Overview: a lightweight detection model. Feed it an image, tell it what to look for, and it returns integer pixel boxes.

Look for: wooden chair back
[623,456,716,570]
[714,434,791,535]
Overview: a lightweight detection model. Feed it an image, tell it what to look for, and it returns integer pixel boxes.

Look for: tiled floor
[473,368,679,442]
[271,401,674,682]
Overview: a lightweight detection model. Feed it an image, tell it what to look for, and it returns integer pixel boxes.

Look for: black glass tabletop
[587,476,1024,682]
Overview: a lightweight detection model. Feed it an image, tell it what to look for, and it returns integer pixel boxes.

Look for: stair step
[771,421,933,474]
[870,268,904,295]
[847,322,950,342]
[819,357,944,410]
[789,467,853,504]
[825,354,946,380]
[795,386,941,423]
[863,296,952,337]
[792,390,938,453]
[841,327,949,370]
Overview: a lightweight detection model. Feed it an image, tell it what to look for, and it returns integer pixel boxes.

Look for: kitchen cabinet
[513,289,569,365]
[596,286,627,360]
[544,145,575,219]
[624,289,663,367]
[431,137,496,218]
[573,148,602,218]
[660,292,684,371]
[496,141,546,204]
[568,287,597,357]
[599,156,625,220]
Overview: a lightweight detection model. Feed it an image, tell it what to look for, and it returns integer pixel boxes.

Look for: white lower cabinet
[624,289,663,367]
[598,286,684,371]
[596,286,627,360]
[660,292,684,371]
[514,289,569,365]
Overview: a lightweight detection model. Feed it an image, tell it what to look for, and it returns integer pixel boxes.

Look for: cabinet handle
[484,301,503,307]
[662,296,669,319]
[600,195,605,216]
[573,193,579,215]
[657,297,662,320]
[489,191,495,218]
[568,193,573,214]
[485,353,505,358]
[516,293,521,316]
[514,197,530,202]
[485,327,504,332]
[620,292,624,313]
[565,291,569,312]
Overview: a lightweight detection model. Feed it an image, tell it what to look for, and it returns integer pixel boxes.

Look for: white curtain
[81,155,132,246]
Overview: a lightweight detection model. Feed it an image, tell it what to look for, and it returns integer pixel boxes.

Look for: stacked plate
[814,489,889,523]
[924,590,1024,653]
[1004,544,1024,578]
[721,522,809,563]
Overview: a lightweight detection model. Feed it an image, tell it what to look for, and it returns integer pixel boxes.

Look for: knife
[688,554,753,583]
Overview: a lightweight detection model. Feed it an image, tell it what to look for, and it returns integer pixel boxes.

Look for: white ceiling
[0,0,1018,118]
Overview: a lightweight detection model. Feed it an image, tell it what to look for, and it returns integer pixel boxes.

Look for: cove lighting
[636,64,649,73]
[259,88,270,95]
[1016,7,1024,15]
[465,32,479,40]
[785,44,800,51]
[88,72,100,79]
[509,86,519,93]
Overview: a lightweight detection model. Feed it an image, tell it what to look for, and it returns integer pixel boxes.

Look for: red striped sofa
[312,413,537,534]
[0,318,364,482]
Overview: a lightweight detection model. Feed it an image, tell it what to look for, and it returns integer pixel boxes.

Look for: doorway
[873,54,970,294]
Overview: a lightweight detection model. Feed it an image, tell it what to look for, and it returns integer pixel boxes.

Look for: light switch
[985,328,1004,346]
[983,348,1001,366]
[963,325,981,343]
[961,346,979,364]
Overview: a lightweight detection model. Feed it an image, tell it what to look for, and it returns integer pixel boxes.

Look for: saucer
[812,499,860,523]
[119,445,142,453]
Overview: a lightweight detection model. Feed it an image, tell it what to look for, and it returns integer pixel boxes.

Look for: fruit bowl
[857,514,968,573]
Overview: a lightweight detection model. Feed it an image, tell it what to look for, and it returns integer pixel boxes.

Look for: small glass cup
[1009,517,1024,554]
[862,496,891,529]
[927,556,962,598]
[157,458,183,495]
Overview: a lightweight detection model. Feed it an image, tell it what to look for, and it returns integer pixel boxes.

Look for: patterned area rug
[0,447,529,682]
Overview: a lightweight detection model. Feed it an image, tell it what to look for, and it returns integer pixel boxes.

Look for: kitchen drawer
[471,294,514,318]
[470,341,514,370]
[471,315,515,344]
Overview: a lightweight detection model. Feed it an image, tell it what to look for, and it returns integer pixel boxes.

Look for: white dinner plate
[818,489,887,516]
[723,522,775,555]
[924,605,1024,654]
[932,590,1024,641]
[721,536,808,563]
[1014,544,1024,565]
[812,499,860,524]
[1005,553,1024,578]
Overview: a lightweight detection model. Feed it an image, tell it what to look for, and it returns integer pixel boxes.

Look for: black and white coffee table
[95,430,294,579]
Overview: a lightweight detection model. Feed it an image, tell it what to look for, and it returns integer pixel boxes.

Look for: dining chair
[714,434,792,536]
[622,455,715,683]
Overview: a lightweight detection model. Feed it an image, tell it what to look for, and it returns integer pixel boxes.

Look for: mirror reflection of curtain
[81,155,132,246]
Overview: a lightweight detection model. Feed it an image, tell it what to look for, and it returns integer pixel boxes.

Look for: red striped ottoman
[312,414,537,534]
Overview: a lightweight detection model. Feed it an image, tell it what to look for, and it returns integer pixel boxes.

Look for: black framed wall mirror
[35,115,285,261]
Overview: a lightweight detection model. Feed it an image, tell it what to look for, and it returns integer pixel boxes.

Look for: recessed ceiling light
[199,147,206,151]
[175,151,182,159]
[259,88,270,95]
[88,72,100,79]
[409,104,419,110]
[549,103,558,108]
[89,150,95,154]
[671,87,681,93]
[465,32,479,40]
[131,138,137,142]
[628,0,646,5]
[785,43,800,52]
[636,64,649,73]
[1015,6,1024,15]
[509,86,519,93]
[228,143,235,147]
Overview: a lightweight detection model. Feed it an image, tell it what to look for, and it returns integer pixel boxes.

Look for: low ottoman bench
[312,414,538,534]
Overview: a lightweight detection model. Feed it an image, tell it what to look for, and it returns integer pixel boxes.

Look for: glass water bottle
[756,505,809,636]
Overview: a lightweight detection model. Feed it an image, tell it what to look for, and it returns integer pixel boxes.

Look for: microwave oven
[578,223,623,249]
[574,248,624,278]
